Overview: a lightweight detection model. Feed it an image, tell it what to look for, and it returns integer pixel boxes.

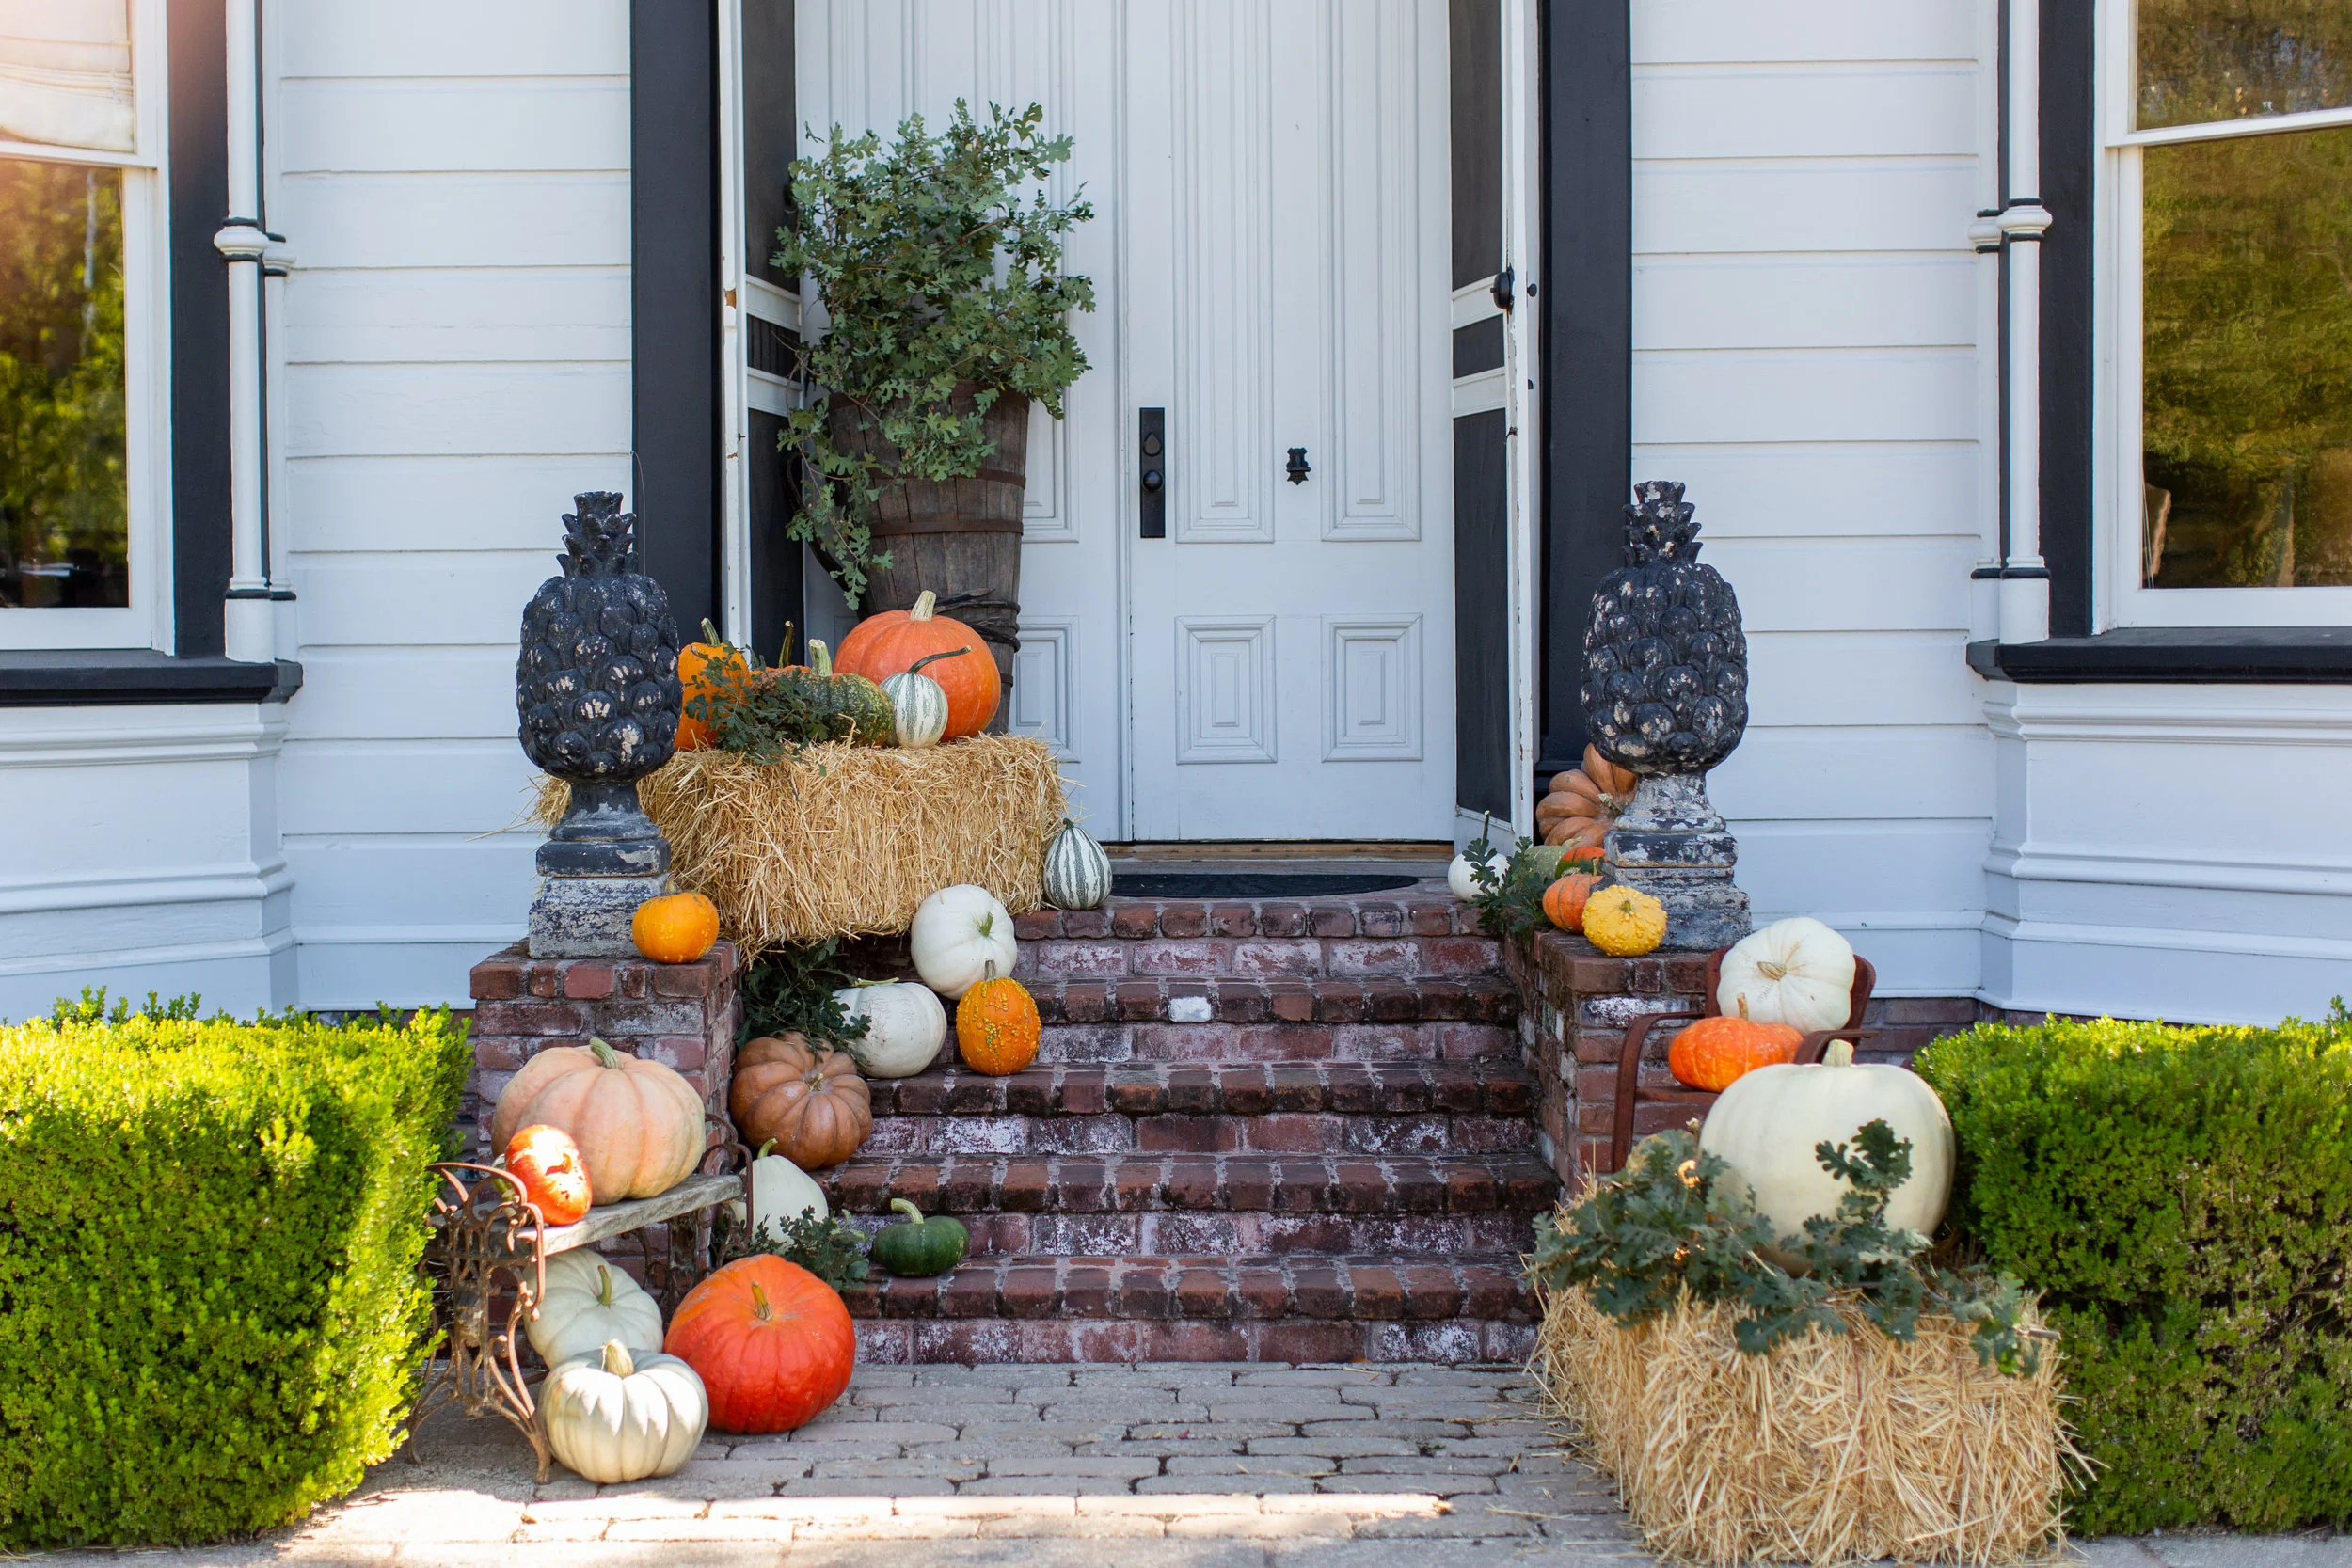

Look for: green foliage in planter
[1466,816,1558,941]
[1529,1123,2038,1373]
[1915,1005,2352,1534]
[739,937,872,1053]
[0,1000,470,1550]
[773,100,1095,606]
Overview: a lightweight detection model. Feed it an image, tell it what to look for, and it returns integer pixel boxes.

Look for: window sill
[0,650,303,706]
[1967,627,2352,684]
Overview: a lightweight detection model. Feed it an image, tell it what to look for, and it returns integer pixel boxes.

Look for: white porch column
[1998,0,2053,644]
[214,0,275,664]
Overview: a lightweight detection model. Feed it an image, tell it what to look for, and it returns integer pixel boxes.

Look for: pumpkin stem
[779,620,796,667]
[600,1339,636,1378]
[596,1264,615,1306]
[1758,961,1788,980]
[981,960,998,984]
[808,639,834,679]
[1734,994,1750,1022]
[907,647,970,675]
[1825,1040,1855,1068]
[588,1037,622,1069]
[750,1282,774,1322]
[977,912,993,939]
[756,1138,778,1158]
[911,590,937,621]
[890,1198,925,1224]
[701,617,724,646]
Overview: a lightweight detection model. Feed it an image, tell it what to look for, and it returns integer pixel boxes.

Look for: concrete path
[32,1364,2347,1567]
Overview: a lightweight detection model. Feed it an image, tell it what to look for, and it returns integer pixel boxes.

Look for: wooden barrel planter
[828,385,1028,729]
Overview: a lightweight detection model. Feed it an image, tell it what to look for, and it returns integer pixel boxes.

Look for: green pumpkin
[774,638,895,746]
[869,1197,968,1277]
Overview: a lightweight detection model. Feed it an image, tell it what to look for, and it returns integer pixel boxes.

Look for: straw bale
[1532,1280,2077,1568]
[533,736,1066,958]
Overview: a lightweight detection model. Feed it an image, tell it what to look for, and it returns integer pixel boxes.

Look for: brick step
[930,1207,1542,1257]
[1024,975,1518,1028]
[1023,1019,1516,1065]
[822,1152,1560,1219]
[1012,887,1472,944]
[848,1253,1535,1366]
[862,1061,1537,1156]
[1012,933,1501,983]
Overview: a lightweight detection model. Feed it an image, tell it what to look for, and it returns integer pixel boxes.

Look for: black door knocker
[1285,447,1311,485]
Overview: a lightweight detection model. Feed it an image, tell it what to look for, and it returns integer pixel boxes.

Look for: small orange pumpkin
[1667,996,1804,1091]
[501,1123,593,1225]
[633,891,720,964]
[955,963,1041,1076]
[675,622,749,751]
[1541,872,1604,935]
[729,1033,874,1169]
[664,1256,855,1433]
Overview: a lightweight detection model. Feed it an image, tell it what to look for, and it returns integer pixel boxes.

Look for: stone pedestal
[1604,773,1751,950]
[529,781,674,958]
[465,939,740,1159]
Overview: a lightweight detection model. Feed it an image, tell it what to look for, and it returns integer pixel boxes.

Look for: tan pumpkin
[1536,744,1639,849]
[489,1038,707,1203]
[729,1033,874,1171]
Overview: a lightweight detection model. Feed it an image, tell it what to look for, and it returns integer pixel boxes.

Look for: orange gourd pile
[1667,996,1804,1092]
[1537,745,1637,849]
[955,963,1040,1076]
[834,591,1001,738]
[664,1256,856,1433]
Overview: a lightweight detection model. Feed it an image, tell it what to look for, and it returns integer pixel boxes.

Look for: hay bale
[533,736,1066,958]
[1532,1282,2078,1568]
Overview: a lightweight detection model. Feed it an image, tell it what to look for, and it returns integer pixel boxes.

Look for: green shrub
[0,1004,470,1549]
[1915,1006,2352,1534]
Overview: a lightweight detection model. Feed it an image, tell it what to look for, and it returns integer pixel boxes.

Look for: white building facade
[0,0,2343,1026]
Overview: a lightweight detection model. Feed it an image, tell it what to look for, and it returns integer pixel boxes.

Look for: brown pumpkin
[730,1033,873,1170]
[1536,744,1639,849]
[1541,871,1603,935]
[489,1037,707,1203]
[1667,996,1804,1091]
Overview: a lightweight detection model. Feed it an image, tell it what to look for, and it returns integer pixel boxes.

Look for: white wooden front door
[796,1,1454,842]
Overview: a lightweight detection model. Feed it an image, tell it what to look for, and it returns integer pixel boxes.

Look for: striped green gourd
[1041,818,1113,910]
[879,649,966,749]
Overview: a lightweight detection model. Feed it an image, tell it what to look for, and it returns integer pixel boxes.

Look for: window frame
[2096,0,2352,629]
[0,0,174,653]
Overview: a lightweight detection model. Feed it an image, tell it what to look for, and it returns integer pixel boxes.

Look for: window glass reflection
[0,157,128,610]
[2138,0,2351,130]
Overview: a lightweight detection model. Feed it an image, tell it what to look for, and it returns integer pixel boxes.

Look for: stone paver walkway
[35,1364,2352,1567]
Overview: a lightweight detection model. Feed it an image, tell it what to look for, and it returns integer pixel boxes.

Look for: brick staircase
[823,879,1560,1364]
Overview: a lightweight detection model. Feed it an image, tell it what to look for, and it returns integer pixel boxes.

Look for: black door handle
[1140,407,1166,538]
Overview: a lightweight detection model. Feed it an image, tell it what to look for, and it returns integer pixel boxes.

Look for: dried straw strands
[1533,1284,2078,1567]
[533,736,1066,958]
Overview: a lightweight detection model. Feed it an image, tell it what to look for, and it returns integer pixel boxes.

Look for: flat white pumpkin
[527,1251,664,1366]
[1041,819,1113,911]
[836,981,947,1078]
[542,1340,708,1484]
[724,1139,830,1241]
[1448,848,1507,901]
[909,883,1018,1000]
[1699,1040,1955,1254]
[1717,916,1857,1033]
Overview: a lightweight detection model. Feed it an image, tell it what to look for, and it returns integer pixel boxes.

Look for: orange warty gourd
[1541,872,1603,935]
[729,1033,874,1169]
[1667,997,1804,1092]
[1536,744,1639,849]
[663,1256,855,1433]
[954,963,1040,1076]
[501,1123,594,1224]
[632,891,720,964]
[834,591,1001,737]
[489,1038,707,1203]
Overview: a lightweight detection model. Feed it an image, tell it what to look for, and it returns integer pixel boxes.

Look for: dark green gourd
[868,1198,968,1277]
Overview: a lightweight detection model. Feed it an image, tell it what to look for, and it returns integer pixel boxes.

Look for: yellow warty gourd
[1583,886,1667,957]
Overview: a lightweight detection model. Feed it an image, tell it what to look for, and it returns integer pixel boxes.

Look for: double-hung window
[0,0,169,652]
[2106,0,2352,628]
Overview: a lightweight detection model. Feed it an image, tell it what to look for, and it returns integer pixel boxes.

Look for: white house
[0,0,2344,1026]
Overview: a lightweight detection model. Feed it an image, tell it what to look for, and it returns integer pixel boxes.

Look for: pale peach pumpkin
[489,1037,707,1203]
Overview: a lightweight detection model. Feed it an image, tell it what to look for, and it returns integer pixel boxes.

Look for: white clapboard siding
[270,4,632,1007]
[1632,0,1988,996]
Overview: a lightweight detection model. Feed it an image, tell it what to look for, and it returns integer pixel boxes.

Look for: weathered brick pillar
[1506,934,1709,1183]
[464,940,740,1159]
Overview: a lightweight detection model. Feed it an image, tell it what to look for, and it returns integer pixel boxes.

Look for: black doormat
[1109,872,1422,899]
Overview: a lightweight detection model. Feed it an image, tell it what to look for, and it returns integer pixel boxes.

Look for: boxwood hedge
[1914,1005,2352,1534]
[0,1003,469,1549]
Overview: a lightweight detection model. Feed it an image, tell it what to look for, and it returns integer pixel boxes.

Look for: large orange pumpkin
[1667,997,1804,1092]
[1541,872,1603,935]
[489,1038,707,1203]
[834,590,1000,738]
[663,1256,855,1433]
[954,963,1041,1076]
[730,1033,873,1169]
[1537,744,1639,849]
[633,891,720,964]
[501,1123,593,1225]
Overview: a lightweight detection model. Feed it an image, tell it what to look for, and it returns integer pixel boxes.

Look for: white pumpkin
[836,980,947,1078]
[1041,818,1113,911]
[1717,916,1857,1033]
[1448,848,1507,901]
[881,652,963,749]
[909,883,1019,1000]
[1699,1040,1956,1253]
[541,1339,708,1484]
[527,1250,664,1366]
[725,1138,831,1240]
